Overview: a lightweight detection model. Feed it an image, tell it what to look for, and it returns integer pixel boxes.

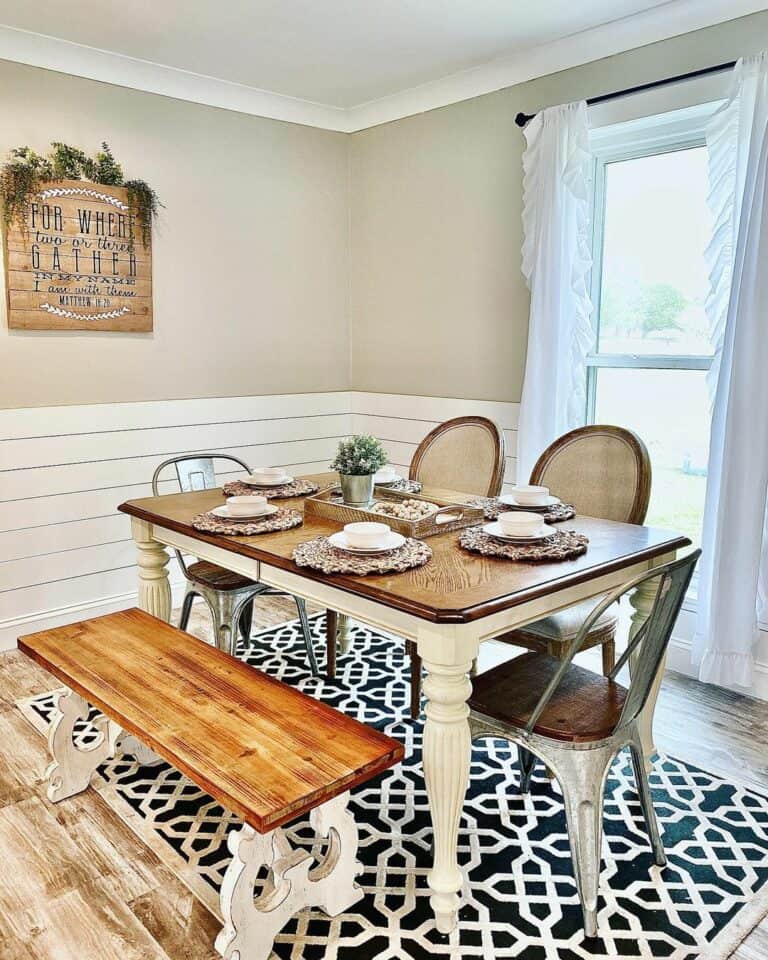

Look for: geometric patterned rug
[17,615,768,960]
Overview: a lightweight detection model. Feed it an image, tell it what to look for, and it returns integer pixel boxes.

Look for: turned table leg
[336,613,353,654]
[132,517,172,622]
[418,625,475,934]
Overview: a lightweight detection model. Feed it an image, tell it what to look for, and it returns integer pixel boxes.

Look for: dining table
[118,471,690,934]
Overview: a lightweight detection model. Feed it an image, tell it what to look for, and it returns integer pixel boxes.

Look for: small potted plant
[330,435,388,506]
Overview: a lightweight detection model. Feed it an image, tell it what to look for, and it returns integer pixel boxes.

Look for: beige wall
[0,60,350,408]
[349,11,768,403]
[3,11,767,410]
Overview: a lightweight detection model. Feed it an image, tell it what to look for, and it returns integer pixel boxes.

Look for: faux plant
[0,141,161,246]
[330,436,388,476]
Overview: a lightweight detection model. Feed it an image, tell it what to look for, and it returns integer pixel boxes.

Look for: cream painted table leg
[418,624,476,934]
[629,566,665,773]
[337,613,353,654]
[131,517,172,622]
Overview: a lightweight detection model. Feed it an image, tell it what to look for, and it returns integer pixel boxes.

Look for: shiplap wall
[0,392,353,648]
[352,392,518,494]
[0,390,519,649]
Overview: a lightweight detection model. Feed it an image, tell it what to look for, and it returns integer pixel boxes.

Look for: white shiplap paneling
[351,392,518,492]
[0,391,352,648]
[0,390,518,649]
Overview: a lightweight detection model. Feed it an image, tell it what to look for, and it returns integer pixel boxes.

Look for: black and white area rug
[17,615,768,960]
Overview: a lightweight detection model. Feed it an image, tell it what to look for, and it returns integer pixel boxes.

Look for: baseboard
[0,579,186,651]
[667,609,768,701]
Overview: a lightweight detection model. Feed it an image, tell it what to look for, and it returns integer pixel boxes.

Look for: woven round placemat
[293,536,432,575]
[459,526,588,562]
[222,478,320,500]
[470,496,576,524]
[192,508,303,536]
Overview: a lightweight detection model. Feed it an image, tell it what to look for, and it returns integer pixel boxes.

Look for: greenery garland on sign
[0,142,161,246]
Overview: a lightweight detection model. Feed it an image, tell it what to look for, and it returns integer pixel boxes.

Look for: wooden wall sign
[4,179,152,331]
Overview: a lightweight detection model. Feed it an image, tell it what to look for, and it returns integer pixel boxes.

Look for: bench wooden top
[19,608,403,832]
[118,473,690,624]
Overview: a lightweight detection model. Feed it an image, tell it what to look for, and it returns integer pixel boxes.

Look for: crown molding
[345,0,767,131]
[0,24,349,132]
[0,0,764,134]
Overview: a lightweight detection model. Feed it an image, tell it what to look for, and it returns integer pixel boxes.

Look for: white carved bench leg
[215,791,362,960]
[114,732,165,767]
[46,688,120,802]
[308,792,363,915]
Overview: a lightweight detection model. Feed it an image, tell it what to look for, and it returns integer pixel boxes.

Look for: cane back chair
[495,425,652,675]
[152,455,318,673]
[470,549,700,937]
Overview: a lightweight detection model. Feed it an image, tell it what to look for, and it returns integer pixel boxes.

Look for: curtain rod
[514,60,736,128]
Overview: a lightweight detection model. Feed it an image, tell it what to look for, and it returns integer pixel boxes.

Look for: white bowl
[498,511,546,537]
[227,495,268,517]
[510,484,550,507]
[374,467,399,483]
[343,521,392,548]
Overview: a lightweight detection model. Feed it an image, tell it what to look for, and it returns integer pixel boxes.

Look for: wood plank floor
[0,597,767,959]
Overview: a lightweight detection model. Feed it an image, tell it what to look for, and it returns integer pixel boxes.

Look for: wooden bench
[19,608,403,960]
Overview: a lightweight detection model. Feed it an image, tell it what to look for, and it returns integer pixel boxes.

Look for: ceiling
[0,0,761,129]
[0,0,693,108]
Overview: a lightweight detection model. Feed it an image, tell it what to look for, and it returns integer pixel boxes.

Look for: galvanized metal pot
[339,473,374,507]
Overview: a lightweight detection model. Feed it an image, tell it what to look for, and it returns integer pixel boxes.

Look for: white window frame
[585,102,719,422]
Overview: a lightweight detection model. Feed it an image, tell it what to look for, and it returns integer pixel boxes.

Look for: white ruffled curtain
[693,52,768,687]
[517,102,594,482]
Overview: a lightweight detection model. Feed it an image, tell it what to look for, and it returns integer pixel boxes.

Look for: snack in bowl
[370,498,438,521]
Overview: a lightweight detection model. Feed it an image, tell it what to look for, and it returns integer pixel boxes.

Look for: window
[587,110,717,548]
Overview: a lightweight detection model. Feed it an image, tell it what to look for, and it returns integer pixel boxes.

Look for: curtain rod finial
[515,111,534,128]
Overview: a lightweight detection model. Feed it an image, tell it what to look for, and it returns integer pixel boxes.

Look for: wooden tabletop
[118,473,690,625]
[19,609,404,832]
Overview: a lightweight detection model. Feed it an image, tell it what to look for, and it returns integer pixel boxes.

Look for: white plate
[212,504,278,521]
[498,494,561,510]
[328,531,406,554]
[242,474,293,487]
[482,521,551,542]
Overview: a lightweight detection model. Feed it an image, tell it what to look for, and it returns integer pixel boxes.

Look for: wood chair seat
[469,652,628,743]
[187,560,257,592]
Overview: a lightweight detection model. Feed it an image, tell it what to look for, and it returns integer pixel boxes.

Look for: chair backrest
[531,425,651,524]
[523,549,700,741]
[151,454,252,581]
[152,454,252,496]
[409,416,506,497]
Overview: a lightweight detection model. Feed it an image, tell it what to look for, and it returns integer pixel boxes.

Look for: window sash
[586,354,712,370]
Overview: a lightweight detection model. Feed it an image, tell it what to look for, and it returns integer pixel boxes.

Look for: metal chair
[152,455,318,674]
[468,549,700,938]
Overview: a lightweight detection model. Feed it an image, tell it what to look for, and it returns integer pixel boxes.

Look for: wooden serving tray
[304,486,483,539]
